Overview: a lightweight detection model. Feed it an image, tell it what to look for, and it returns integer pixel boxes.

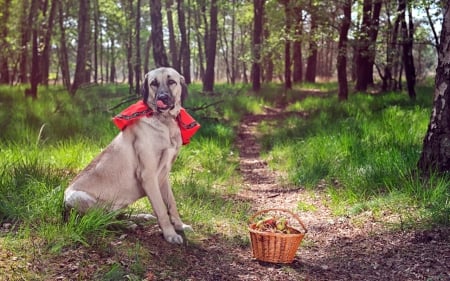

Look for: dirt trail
[234,106,450,281]
[42,104,449,281]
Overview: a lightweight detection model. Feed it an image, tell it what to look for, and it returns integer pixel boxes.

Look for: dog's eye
[167,79,177,86]
[150,80,159,87]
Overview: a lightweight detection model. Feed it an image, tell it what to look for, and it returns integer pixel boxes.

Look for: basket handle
[249,208,308,234]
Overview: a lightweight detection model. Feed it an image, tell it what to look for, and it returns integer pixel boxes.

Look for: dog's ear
[180,76,188,106]
[142,75,149,103]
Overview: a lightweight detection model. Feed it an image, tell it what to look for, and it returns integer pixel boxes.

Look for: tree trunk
[144,34,152,74]
[337,0,351,101]
[135,0,141,95]
[177,0,191,83]
[355,0,373,91]
[126,0,134,94]
[93,0,99,84]
[202,0,218,93]
[109,37,116,83]
[230,0,236,84]
[283,1,292,89]
[193,6,205,81]
[57,0,70,90]
[166,0,179,70]
[367,0,382,85]
[71,0,90,95]
[251,0,264,92]
[0,0,12,84]
[292,6,303,83]
[401,0,416,99]
[28,28,39,99]
[40,0,57,86]
[418,3,450,175]
[150,0,169,67]
[305,13,317,83]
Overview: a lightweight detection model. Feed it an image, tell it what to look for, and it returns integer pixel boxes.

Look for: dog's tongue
[156,100,167,108]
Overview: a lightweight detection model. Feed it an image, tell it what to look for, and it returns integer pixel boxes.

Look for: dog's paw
[164,233,184,245]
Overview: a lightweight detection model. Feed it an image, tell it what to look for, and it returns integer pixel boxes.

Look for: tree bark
[292,5,303,83]
[251,0,264,92]
[202,0,218,93]
[177,0,191,83]
[57,0,70,90]
[337,0,351,101]
[135,0,141,95]
[401,0,416,99]
[40,0,57,86]
[166,0,179,70]
[150,0,169,67]
[305,13,317,83]
[0,0,12,84]
[418,3,450,175]
[283,1,292,89]
[18,0,34,83]
[355,0,373,91]
[71,0,91,95]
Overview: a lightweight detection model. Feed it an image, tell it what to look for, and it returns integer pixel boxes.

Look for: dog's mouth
[155,96,174,112]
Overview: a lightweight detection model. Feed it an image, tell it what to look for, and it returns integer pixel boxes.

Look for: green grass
[0,81,448,279]
[259,83,449,226]
[0,83,251,279]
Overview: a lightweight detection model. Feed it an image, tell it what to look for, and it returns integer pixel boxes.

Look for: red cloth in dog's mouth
[112,100,200,145]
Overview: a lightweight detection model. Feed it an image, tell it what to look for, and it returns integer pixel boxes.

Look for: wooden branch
[187,100,224,111]
[108,95,140,111]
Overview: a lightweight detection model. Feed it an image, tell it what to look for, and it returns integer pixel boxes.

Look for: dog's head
[142,67,188,117]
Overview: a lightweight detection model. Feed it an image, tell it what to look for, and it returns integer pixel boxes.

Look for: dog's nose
[157,93,170,104]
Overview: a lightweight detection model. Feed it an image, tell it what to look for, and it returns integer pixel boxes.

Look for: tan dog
[64,67,192,244]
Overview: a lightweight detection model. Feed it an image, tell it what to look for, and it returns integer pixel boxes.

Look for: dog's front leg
[141,176,184,244]
[159,177,193,233]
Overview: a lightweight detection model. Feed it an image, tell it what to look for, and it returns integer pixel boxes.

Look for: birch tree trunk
[417,3,450,175]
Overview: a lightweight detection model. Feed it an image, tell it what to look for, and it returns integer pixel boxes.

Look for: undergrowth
[0,81,448,280]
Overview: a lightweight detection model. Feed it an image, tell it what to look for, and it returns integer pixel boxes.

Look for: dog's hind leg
[63,189,97,213]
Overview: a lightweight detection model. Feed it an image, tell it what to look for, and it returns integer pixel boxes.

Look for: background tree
[337,0,352,101]
[418,2,450,175]
[71,0,91,95]
[150,0,169,67]
[251,0,264,92]
[202,0,218,93]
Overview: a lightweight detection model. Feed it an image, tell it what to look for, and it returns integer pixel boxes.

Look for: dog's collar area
[113,100,200,145]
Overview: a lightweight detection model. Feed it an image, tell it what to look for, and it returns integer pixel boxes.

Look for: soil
[23,105,450,280]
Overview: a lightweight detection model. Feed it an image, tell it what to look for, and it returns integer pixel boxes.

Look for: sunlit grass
[260,86,449,226]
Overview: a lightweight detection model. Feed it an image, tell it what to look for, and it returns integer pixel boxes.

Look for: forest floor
[36,103,450,280]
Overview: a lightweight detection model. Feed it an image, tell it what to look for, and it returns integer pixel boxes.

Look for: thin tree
[292,4,303,83]
[0,0,12,84]
[135,0,142,95]
[305,11,318,83]
[166,0,180,70]
[417,3,450,175]
[177,0,191,83]
[150,0,169,67]
[202,0,218,93]
[57,0,71,90]
[71,0,91,95]
[337,0,352,101]
[251,0,264,92]
[282,0,292,89]
[400,0,416,99]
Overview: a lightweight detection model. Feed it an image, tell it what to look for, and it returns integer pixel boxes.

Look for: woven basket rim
[248,224,304,237]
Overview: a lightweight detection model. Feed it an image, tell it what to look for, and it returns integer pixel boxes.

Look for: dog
[64,67,195,244]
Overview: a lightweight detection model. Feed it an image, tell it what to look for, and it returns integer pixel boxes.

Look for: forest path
[233,105,450,281]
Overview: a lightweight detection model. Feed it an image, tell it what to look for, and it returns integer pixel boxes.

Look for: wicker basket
[248,209,307,263]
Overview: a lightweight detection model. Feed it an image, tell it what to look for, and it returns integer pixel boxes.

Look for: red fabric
[177,108,201,145]
[112,101,200,145]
